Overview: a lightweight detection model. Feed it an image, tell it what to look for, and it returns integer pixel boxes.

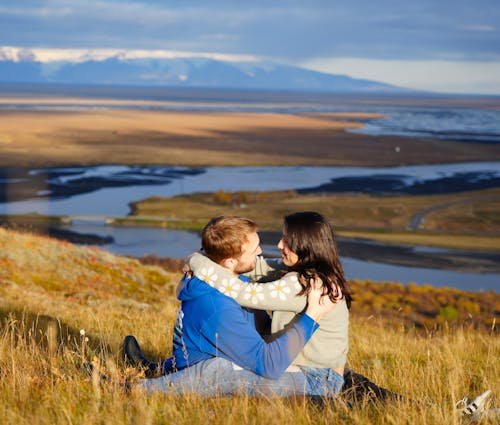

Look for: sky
[1,0,500,94]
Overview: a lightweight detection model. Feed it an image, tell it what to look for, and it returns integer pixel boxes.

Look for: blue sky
[1,0,499,94]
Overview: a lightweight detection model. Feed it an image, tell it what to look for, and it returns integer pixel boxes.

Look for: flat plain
[1,101,500,167]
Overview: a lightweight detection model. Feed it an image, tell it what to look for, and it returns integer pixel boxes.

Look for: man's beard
[233,260,256,274]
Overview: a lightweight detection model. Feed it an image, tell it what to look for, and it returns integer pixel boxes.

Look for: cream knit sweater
[189,254,349,369]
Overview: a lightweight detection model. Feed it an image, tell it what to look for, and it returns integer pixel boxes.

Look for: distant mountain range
[0,49,406,93]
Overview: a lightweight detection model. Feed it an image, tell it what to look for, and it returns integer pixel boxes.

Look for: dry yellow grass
[128,188,500,251]
[0,227,498,424]
[339,231,500,252]
[423,198,500,233]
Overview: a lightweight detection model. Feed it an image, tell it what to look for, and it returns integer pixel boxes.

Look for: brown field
[1,103,499,167]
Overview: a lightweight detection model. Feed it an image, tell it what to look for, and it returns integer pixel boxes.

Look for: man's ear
[221,257,237,271]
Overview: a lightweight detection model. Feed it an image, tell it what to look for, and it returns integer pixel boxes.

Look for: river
[1,162,499,216]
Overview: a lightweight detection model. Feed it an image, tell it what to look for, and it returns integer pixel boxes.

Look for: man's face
[233,231,262,274]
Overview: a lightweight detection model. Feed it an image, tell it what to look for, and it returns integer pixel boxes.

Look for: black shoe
[122,335,161,378]
[342,369,404,403]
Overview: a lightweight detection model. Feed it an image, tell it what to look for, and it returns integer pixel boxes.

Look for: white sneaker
[460,390,493,421]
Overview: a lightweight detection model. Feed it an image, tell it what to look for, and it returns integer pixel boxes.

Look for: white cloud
[301,57,500,95]
[0,46,259,63]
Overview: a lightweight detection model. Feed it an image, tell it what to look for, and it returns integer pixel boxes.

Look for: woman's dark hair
[283,211,352,309]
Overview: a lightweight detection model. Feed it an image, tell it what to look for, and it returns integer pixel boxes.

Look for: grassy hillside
[0,228,498,424]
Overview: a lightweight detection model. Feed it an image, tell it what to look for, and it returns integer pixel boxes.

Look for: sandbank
[0,106,499,168]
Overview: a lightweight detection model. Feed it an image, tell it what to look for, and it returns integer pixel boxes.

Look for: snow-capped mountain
[0,47,405,93]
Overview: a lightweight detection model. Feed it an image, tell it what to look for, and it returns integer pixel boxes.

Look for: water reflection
[68,221,201,259]
[340,257,498,292]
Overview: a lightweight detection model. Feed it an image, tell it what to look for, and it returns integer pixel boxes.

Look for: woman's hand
[304,279,337,322]
[183,251,202,276]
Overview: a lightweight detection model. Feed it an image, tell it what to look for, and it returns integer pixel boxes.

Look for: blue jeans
[140,357,344,397]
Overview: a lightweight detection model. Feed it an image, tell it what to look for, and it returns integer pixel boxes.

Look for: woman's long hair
[283,211,352,309]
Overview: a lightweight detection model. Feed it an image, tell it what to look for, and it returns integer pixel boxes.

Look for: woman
[187,211,351,397]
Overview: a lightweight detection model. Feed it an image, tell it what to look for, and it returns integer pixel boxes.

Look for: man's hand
[304,279,337,322]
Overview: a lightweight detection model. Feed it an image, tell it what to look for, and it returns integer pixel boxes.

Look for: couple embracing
[124,211,396,401]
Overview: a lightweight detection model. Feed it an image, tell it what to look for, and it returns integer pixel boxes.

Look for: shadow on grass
[0,306,111,356]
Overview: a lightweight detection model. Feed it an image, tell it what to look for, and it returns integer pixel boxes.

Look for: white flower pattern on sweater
[219,278,241,298]
[200,266,218,287]
[244,283,265,305]
[189,253,307,312]
[269,279,294,300]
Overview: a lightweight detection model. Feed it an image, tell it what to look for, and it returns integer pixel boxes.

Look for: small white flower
[219,278,241,299]
[84,337,89,342]
[269,279,292,300]
[243,284,264,305]
[80,329,86,336]
[200,266,218,287]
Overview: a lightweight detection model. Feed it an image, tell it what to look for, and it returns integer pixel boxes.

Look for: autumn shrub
[439,305,460,321]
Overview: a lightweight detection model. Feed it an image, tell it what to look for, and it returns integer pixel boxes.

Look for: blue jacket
[168,275,319,379]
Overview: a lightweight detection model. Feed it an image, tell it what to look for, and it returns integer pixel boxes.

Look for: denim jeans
[140,357,344,397]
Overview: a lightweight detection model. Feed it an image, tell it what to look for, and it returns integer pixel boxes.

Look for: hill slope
[0,227,176,303]
[0,227,498,424]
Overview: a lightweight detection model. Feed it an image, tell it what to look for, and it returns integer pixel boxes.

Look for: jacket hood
[177,276,215,301]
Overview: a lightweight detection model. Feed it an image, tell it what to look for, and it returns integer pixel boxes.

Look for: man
[131,216,337,396]
[126,216,400,401]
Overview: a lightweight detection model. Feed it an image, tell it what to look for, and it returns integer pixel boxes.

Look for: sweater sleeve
[245,256,287,281]
[201,306,319,379]
[189,253,307,313]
